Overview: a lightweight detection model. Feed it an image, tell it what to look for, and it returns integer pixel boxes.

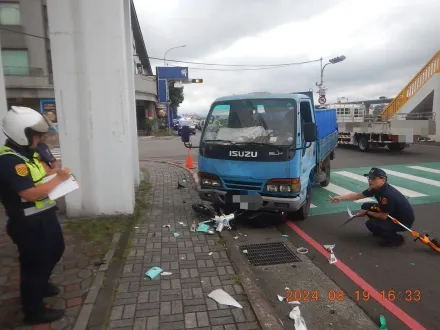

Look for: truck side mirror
[303,122,317,142]
[181,125,191,143]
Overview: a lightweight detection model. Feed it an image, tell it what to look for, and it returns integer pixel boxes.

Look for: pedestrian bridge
[380,50,440,141]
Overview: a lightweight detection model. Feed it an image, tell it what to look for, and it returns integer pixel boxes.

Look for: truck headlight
[199,172,222,187]
[265,179,301,193]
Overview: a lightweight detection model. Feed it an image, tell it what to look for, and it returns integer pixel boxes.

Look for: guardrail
[380,50,440,118]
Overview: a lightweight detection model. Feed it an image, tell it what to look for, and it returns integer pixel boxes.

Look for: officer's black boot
[24,307,65,325]
[44,283,61,297]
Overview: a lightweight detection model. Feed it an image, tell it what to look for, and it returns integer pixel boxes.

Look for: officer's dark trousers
[361,203,408,242]
[6,210,65,315]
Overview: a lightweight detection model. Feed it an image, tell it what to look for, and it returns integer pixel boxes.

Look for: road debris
[233,236,239,239]
[173,232,180,237]
[324,244,337,264]
[190,221,196,232]
[161,272,172,276]
[296,247,308,254]
[162,224,171,229]
[281,234,289,238]
[289,306,308,330]
[208,289,243,309]
[178,222,187,226]
[208,252,213,256]
[177,182,186,189]
[277,294,284,301]
[242,249,248,254]
[380,315,388,330]
[145,267,163,279]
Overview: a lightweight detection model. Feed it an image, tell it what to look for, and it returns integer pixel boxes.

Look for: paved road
[56,136,440,329]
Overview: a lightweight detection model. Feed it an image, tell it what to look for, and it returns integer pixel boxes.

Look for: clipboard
[42,173,80,200]
[340,206,359,227]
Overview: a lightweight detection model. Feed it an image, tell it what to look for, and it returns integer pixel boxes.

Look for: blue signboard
[40,98,58,132]
[157,67,189,80]
[156,66,190,128]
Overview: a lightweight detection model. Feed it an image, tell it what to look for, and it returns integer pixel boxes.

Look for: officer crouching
[0,106,71,324]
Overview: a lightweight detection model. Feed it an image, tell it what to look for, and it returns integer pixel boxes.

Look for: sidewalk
[0,206,103,330]
[108,162,260,330]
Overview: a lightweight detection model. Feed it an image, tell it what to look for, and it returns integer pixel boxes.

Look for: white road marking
[407,166,440,174]
[323,183,374,203]
[335,171,426,198]
[384,169,440,188]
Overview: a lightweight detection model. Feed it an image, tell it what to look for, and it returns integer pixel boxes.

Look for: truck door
[299,99,316,192]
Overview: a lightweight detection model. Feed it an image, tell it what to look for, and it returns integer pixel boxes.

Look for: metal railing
[337,112,435,123]
[3,66,46,76]
[380,50,440,118]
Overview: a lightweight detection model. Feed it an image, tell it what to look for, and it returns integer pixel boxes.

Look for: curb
[142,159,199,188]
[144,159,283,330]
[220,230,285,330]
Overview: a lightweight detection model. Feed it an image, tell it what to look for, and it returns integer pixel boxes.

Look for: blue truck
[181,91,338,220]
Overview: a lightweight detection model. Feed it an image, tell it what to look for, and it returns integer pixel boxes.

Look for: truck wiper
[203,139,235,144]
[234,141,282,151]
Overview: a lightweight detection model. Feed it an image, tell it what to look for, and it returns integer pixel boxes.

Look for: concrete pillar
[0,40,8,145]
[123,0,140,187]
[47,0,136,217]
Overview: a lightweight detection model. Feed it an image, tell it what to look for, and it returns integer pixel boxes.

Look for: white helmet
[2,106,56,146]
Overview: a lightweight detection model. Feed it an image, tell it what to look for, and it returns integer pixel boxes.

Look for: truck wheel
[320,164,331,187]
[388,143,405,151]
[358,136,369,152]
[293,185,311,221]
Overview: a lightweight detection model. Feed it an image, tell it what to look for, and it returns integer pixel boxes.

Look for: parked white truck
[323,103,435,152]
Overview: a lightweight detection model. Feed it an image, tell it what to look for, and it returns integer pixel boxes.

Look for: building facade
[0,0,157,133]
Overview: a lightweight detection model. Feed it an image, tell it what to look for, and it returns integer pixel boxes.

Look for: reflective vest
[0,145,56,216]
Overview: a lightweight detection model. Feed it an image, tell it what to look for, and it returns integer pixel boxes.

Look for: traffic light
[191,79,203,83]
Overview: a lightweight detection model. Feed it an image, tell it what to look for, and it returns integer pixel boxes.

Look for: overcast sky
[134,0,440,116]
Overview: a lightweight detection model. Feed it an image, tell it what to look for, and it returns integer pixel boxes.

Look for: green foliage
[145,118,158,133]
[169,84,184,117]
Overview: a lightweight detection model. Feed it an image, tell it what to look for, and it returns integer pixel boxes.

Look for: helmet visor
[32,114,56,133]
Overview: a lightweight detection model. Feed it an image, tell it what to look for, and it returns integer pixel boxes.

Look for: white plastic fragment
[208,289,243,309]
[178,222,187,226]
[288,301,301,305]
[296,247,308,254]
[162,224,171,228]
[323,244,335,252]
[242,250,248,254]
[289,306,308,330]
[329,253,337,264]
[277,295,284,301]
[161,272,172,276]
[208,252,213,256]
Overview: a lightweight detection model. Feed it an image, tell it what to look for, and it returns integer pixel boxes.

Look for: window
[0,3,21,25]
[2,49,29,75]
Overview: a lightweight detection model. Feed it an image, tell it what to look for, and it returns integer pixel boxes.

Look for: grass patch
[65,169,152,260]
[216,238,227,246]
[152,130,173,137]
[232,275,241,285]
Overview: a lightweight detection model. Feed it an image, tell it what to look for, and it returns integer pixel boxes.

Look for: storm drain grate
[239,242,302,266]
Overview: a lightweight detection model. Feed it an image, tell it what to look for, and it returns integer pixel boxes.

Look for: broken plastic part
[296,247,308,254]
[190,221,196,232]
[162,224,171,229]
[197,223,210,232]
[242,250,248,254]
[208,289,243,309]
[329,253,337,264]
[173,232,180,237]
[323,244,335,252]
[277,295,284,301]
[208,252,213,256]
[289,306,308,330]
[145,267,163,279]
[161,272,172,276]
[281,234,289,238]
[380,315,388,330]
[288,301,301,305]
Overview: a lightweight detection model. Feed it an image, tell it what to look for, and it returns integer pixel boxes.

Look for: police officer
[0,106,71,324]
[329,167,415,247]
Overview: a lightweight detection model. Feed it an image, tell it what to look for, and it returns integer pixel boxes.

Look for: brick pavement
[0,205,104,330]
[109,162,261,330]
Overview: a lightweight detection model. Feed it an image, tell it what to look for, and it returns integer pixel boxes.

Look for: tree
[169,85,184,117]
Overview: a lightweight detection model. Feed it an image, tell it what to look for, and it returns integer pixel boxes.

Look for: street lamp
[164,45,186,66]
[317,55,346,88]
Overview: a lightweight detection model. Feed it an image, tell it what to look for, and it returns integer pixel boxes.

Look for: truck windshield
[201,98,297,146]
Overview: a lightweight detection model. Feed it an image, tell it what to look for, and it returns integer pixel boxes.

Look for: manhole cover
[239,242,302,266]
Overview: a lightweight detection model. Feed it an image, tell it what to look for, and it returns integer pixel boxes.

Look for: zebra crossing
[310,162,440,216]
[51,147,61,161]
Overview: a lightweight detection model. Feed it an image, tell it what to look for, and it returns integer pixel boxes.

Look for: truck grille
[223,179,263,191]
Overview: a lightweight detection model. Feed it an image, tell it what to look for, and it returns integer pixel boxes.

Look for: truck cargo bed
[315,108,338,162]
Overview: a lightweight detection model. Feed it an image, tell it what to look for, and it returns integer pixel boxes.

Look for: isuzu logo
[229,151,258,158]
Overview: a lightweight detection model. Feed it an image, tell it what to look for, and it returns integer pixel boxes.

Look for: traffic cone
[185,149,195,169]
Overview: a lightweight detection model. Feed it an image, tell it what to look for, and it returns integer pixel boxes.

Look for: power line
[0,26,321,69]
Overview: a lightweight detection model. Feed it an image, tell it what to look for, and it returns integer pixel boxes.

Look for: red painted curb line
[286,222,426,330]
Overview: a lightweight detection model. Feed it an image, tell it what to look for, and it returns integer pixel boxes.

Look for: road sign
[318,96,326,104]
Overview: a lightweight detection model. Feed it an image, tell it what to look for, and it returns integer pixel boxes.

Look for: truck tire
[287,185,311,221]
[358,136,369,152]
[320,163,331,187]
[388,143,405,151]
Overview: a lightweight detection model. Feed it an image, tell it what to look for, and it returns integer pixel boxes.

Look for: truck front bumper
[198,188,302,213]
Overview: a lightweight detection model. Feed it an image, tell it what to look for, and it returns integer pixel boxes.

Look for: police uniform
[0,106,65,324]
[361,168,415,245]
